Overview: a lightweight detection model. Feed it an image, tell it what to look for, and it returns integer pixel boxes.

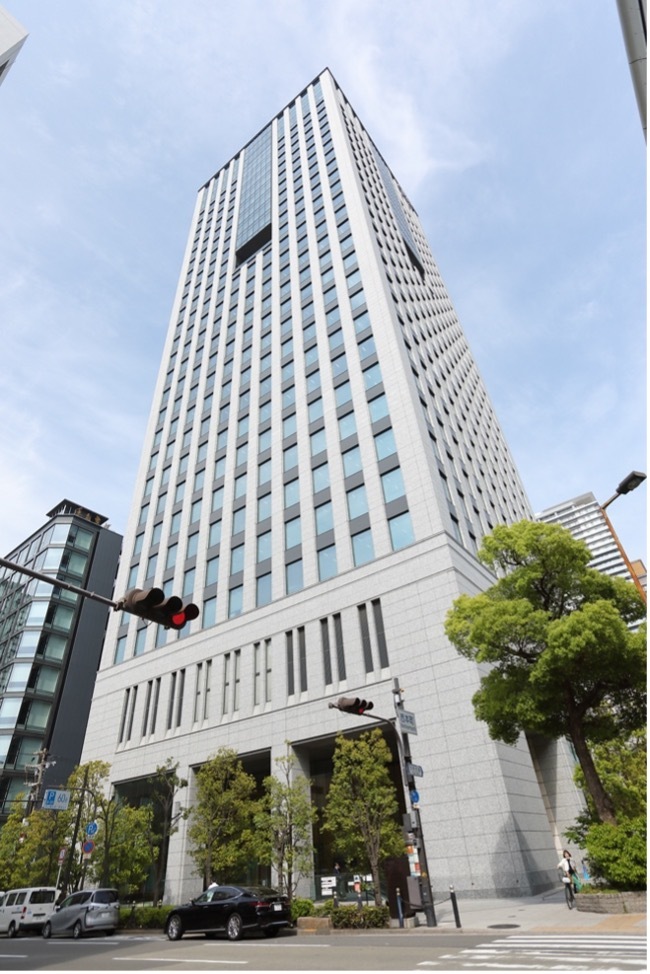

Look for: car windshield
[242,887,280,898]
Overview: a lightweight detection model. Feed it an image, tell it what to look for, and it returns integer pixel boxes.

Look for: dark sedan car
[165,885,290,941]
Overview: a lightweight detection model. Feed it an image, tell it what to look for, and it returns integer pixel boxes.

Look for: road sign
[42,789,71,811]
[82,839,95,855]
[406,762,424,778]
[397,709,418,735]
[410,789,420,805]
[85,822,98,836]
[57,847,67,863]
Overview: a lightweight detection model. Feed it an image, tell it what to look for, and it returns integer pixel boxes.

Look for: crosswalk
[418,934,647,970]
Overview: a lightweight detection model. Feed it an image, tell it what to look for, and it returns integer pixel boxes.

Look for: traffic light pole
[392,678,436,927]
[331,686,436,927]
[0,557,118,609]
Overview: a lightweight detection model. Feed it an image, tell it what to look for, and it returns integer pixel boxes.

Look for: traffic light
[118,588,199,630]
[328,696,374,715]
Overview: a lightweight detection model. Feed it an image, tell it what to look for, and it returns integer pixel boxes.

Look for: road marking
[112,959,247,966]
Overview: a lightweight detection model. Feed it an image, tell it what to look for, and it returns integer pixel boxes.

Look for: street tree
[322,730,404,906]
[146,759,188,904]
[254,746,317,902]
[444,520,646,825]
[187,748,259,886]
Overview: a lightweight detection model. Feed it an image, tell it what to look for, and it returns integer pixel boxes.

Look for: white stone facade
[81,69,581,902]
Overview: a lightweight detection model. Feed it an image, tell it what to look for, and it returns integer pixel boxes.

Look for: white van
[0,887,58,937]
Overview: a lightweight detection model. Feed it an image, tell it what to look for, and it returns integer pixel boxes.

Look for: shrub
[583,817,646,890]
[119,905,171,929]
[313,904,389,928]
[291,898,314,922]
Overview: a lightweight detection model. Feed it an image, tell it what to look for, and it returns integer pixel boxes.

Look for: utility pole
[392,678,436,927]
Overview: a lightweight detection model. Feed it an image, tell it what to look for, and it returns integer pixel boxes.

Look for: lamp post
[599,471,646,603]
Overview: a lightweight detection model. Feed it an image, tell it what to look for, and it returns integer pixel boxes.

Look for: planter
[297,916,332,934]
[575,891,646,914]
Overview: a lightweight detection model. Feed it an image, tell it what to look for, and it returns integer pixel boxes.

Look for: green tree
[253,746,317,902]
[444,521,646,825]
[322,730,404,906]
[146,759,188,904]
[88,801,155,894]
[187,748,259,886]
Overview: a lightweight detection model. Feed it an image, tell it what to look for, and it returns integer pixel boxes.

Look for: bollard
[449,884,462,928]
[396,886,404,928]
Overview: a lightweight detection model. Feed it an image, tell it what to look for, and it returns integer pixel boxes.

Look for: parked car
[42,888,119,939]
[164,885,290,941]
[0,887,58,937]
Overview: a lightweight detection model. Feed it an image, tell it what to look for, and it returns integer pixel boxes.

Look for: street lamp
[599,470,646,603]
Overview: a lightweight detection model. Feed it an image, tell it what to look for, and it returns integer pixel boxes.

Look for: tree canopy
[444,520,646,825]
[322,730,403,906]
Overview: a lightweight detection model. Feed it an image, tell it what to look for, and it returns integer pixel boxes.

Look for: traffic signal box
[118,587,199,630]
[328,696,374,715]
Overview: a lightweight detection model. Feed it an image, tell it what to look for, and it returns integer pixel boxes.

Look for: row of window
[117,598,389,743]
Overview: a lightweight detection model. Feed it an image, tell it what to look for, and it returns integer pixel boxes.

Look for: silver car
[42,889,119,939]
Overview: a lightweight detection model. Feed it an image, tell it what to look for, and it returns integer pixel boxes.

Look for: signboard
[57,847,67,863]
[397,709,418,735]
[82,840,95,855]
[85,822,98,836]
[406,762,423,778]
[42,789,71,811]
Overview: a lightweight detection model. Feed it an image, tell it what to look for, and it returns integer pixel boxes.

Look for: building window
[312,463,329,492]
[203,596,217,627]
[318,544,338,581]
[134,628,147,657]
[230,544,245,575]
[346,484,368,519]
[256,572,272,606]
[228,585,243,618]
[374,427,396,461]
[388,511,414,550]
[284,479,300,507]
[381,467,406,503]
[358,603,374,673]
[285,516,301,550]
[352,528,374,566]
[315,501,333,535]
[286,559,303,595]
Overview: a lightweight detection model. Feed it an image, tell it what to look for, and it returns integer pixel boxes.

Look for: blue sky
[1,0,646,567]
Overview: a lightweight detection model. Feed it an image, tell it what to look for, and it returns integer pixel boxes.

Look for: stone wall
[575,891,647,914]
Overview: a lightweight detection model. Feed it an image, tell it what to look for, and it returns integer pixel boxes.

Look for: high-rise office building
[0,5,27,89]
[0,501,121,823]
[536,491,644,588]
[81,70,582,901]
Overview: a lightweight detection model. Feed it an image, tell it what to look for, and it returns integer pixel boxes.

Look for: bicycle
[562,876,576,909]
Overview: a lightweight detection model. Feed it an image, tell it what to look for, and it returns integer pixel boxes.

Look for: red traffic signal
[328,696,374,715]
[118,588,199,630]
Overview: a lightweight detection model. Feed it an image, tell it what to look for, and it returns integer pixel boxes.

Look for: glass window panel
[283,414,297,438]
[374,427,396,460]
[258,459,272,485]
[234,473,247,498]
[363,362,382,389]
[318,545,338,581]
[206,556,219,585]
[209,520,222,546]
[285,517,301,549]
[388,511,415,550]
[187,533,199,558]
[286,560,303,594]
[232,507,246,534]
[315,501,333,535]
[347,484,369,519]
[256,573,272,607]
[228,586,243,618]
[308,398,323,422]
[284,444,298,471]
[230,545,245,574]
[369,393,389,422]
[342,446,362,477]
[312,463,329,492]
[352,528,375,566]
[258,494,272,522]
[338,412,356,440]
[381,467,406,503]
[310,428,326,456]
[203,596,217,627]
[259,428,272,452]
[257,531,272,562]
[335,381,351,406]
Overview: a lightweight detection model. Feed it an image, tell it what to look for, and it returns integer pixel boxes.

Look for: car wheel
[72,920,83,940]
[7,922,17,939]
[42,922,52,939]
[166,914,184,941]
[262,927,280,937]
[226,912,243,941]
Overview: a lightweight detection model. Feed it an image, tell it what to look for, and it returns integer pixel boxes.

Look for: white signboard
[398,709,418,735]
[42,789,71,811]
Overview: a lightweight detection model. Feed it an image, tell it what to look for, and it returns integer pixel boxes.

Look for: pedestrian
[558,849,580,891]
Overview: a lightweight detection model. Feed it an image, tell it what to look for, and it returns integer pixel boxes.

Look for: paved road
[0,930,646,971]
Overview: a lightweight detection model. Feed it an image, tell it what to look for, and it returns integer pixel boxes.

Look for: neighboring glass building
[0,500,121,821]
[82,70,583,901]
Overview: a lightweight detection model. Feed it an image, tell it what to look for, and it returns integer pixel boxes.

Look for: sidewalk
[423,889,647,936]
